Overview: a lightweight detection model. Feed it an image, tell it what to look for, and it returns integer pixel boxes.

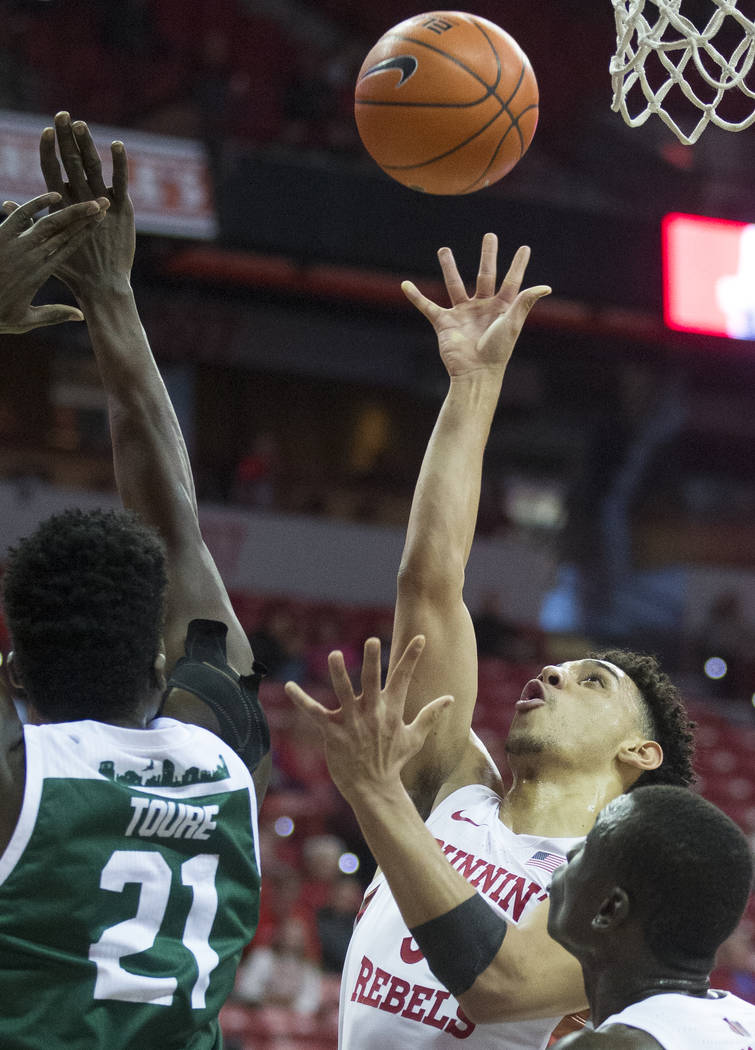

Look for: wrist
[446,370,505,421]
[74,274,134,306]
[343,777,412,819]
[448,367,506,392]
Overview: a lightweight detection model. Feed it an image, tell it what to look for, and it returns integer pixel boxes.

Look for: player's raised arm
[286,636,586,1023]
[39,112,270,797]
[392,235,550,813]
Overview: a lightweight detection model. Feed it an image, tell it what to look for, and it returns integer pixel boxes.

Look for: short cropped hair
[609,786,753,964]
[3,508,167,722]
[592,649,696,788]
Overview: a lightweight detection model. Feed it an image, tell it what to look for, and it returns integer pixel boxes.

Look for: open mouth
[516,678,546,711]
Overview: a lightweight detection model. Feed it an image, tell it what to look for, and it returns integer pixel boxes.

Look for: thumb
[516,283,551,312]
[512,284,551,323]
[27,304,85,328]
[484,284,551,348]
[2,201,20,215]
[407,695,454,744]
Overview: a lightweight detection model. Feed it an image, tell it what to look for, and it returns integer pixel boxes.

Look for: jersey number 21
[89,849,220,1007]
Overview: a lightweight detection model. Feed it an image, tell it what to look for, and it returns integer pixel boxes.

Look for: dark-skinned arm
[37,112,270,802]
[0,188,110,854]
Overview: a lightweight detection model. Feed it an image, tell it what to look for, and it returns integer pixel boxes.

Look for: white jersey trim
[598,990,755,1048]
[0,724,43,886]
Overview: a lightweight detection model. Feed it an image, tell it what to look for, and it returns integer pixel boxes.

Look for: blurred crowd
[2,0,365,162]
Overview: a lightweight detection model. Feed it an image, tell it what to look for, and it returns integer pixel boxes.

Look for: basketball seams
[384,98,536,189]
[381,101,513,171]
[461,102,538,193]
[470,18,533,113]
[498,59,530,152]
[380,56,533,176]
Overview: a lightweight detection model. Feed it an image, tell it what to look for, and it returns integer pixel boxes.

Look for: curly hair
[3,508,167,722]
[609,786,752,964]
[591,648,696,789]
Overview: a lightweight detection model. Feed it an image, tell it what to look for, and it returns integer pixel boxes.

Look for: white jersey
[597,990,755,1049]
[339,784,583,1050]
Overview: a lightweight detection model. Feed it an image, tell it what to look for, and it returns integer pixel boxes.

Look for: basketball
[354,11,539,195]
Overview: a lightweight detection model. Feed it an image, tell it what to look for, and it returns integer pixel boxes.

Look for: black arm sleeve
[162,618,270,771]
[409,894,508,997]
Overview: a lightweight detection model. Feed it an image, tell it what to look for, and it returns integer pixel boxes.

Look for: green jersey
[0,716,261,1049]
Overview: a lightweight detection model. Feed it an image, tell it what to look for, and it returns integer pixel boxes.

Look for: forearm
[399,371,503,591]
[77,280,198,537]
[392,371,505,783]
[351,782,518,1021]
[350,780,477,927]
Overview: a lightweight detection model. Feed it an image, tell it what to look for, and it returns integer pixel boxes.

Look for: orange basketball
[354,11,538,195]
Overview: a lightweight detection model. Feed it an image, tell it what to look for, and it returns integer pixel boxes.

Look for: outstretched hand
[284,636,453,805]
[0,191,109,333]
[402,233,550,378]
[37,111,135,299]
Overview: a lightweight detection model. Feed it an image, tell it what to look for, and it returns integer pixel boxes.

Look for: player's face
[505,658,648,769]
[546,839,592,954]
[547,795,631,954]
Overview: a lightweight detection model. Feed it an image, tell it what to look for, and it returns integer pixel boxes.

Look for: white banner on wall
[0,110,217,240]
[0,481,554,623]
[3,482,753,636]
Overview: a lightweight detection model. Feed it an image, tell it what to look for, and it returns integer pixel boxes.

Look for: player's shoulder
[552,1024,662,1048]
[429,779,503,822]
[431,731,505,811]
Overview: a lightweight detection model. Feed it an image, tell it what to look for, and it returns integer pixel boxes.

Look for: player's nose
[539,665,565,688]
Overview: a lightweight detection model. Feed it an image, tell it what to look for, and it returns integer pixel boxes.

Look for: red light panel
[662,213,755,340]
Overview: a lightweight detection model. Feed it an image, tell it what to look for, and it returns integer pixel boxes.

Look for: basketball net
[610,0,755,144]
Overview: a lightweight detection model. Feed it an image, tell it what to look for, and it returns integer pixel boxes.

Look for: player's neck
[78,688,162,730]
[583,954,712,1027]
[500,765,623,837]
[111,688,162,729]
[26,682,162,730]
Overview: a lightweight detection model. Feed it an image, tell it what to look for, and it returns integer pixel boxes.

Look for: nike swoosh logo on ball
[361,55,418,87]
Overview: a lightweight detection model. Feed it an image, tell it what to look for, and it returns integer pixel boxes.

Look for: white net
[610,0,755,144]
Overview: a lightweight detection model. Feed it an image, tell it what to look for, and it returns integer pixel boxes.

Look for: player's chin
[545,898,569,950]
[503,730,547,758]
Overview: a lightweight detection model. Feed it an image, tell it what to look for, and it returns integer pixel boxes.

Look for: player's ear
[618,738,663,773]
[591,887,629,931]
[6,651,27,695]
[152,651,167,692]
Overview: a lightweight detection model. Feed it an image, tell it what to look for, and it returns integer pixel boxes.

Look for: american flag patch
[527,850,566,874]
[723,1017,751,1036]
